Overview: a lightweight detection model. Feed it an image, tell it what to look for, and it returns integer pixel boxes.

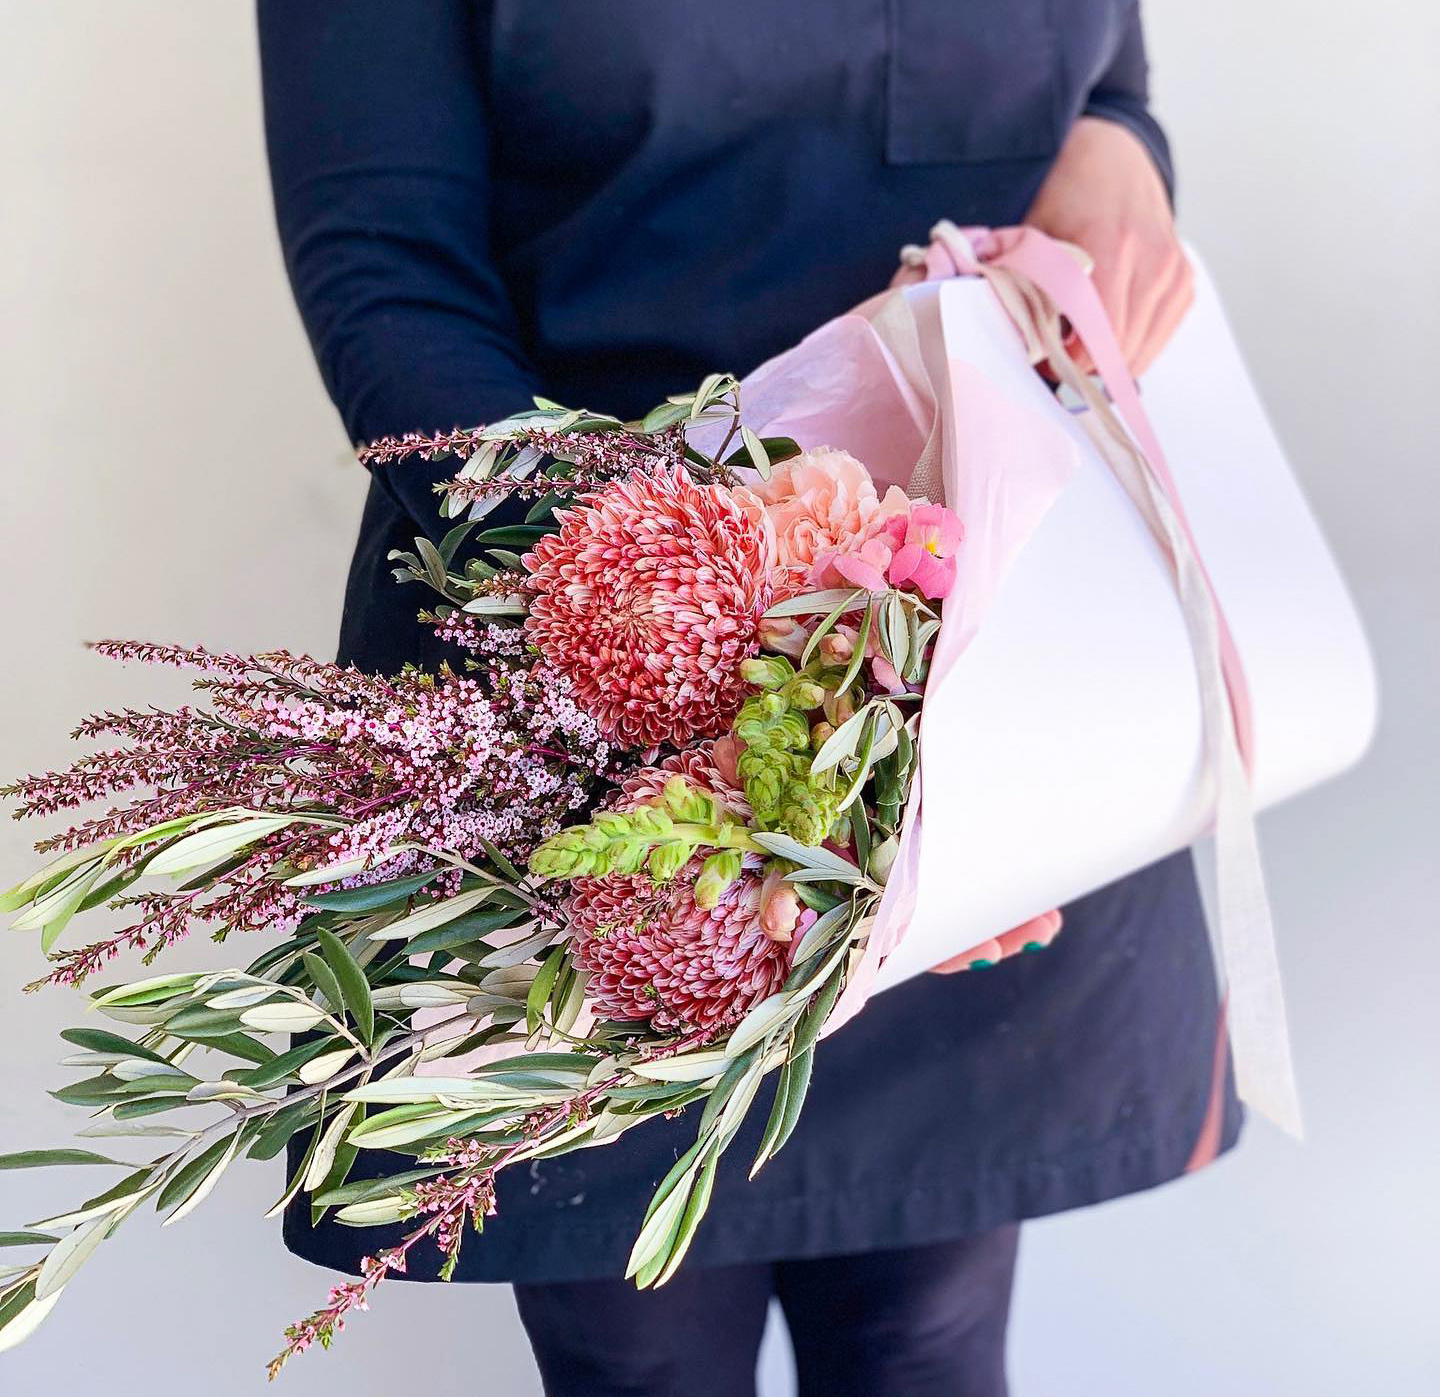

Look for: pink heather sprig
[358,421,686,474]
[4,645,622,985]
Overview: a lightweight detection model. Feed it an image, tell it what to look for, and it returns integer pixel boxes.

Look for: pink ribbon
[900,223,1257,773]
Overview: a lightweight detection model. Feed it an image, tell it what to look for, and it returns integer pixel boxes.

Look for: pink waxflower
[741,446,910,598]
[887,503,964,599]
[522,468,775,750]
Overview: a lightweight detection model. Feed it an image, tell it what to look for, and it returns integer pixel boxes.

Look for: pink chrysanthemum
[522,469,775,750]
[617,736,751,820]
[566,856,789,1029]
[568,740,780,1026]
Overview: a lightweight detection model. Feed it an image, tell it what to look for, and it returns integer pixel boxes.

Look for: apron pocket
[885,0,1061,165]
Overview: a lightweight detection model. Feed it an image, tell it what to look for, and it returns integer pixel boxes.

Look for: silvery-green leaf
[303,1102,360,1192]
[689,373,725,418]
[162,1134,240,1227]
[589,1110,638,1144]
[464,991,525,1017]
[297,1047,356,1087]
[315,927,375,1045]
[184,1081,269,1105]
[35,1215,110,1300]
[884,591,910,679]
[809,705,869,777]
[28,1167,158,1231]
[239,1002,326,1034]
[346,1106,478,1150]
[366,887,495,941]
[0,1149,121,1171]
[283,851,404,888]
[93,1003,174,1026]
[714,1056,767,1142]
[553,969,588,1034]
[762,588,862,619]
[650,1153,719,1287]
[624,1162,696,1280]
[479,962,540,997]
[748,833,866,882]
[2,839,118,911]
[75,1123,195,1140]
[740,426,771,479]
[58,1052,123,1069]
[92,972,204,1010]
[334,1197,414,1227]
[475,925,555,969]
[12,864,104,950]
[627,1049,730,1083]
[144,815,295,878]
[110,1058,189,1082]
[461,594,526,615]
[782,938,852,1005]
[370,980,473,1010]
[0,1281,65,1354]
[205,984,280,1011]
[724,993,795,1058]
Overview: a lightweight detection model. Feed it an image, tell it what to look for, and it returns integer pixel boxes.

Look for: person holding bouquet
[257,3,1223,1394]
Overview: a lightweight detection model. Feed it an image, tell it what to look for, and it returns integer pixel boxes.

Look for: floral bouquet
[0,375,1022,1375]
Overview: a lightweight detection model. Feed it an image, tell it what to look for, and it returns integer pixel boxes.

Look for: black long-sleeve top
[260,1,1234,1286]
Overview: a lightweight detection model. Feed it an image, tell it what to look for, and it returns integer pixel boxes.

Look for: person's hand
[929,910,1064,974]
[1023,115,1193,377]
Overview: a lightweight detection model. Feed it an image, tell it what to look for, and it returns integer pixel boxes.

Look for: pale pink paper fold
[734,255,1083,1034]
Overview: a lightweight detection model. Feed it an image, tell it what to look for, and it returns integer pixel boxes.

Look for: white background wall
[1,3,1435,1393]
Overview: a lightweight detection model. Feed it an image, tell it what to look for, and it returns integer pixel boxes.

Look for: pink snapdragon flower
[814,502,963,601]
[887,503,964,599]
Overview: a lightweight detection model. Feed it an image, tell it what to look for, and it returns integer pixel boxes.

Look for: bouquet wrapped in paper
[0,224,1373,1373]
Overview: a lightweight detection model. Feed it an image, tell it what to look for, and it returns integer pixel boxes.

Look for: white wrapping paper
[870,253,1377,992]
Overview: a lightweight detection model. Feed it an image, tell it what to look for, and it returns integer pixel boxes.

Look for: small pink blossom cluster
[6,643,616,986]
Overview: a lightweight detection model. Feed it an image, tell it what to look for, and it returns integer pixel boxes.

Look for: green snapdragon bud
[772,710,812,751]
[784,679,827,712]
[777,783,835,847]
[693,848,743,908]
[740,655,796,690]
[659,775,718,824]
[738,746,796,823]
[647,839,691,883]
[529,832,602,880]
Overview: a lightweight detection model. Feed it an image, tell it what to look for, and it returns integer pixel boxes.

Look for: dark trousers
[514,1225,1020,1397]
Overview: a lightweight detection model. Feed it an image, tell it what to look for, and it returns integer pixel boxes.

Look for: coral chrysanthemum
[521,469,775,749]
[617,736,751,820]
[566,857,788,1029]
[564,750,788,1028]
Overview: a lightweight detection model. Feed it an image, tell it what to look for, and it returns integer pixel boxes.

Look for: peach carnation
[742,446,910,597]
[522,469,775,750]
